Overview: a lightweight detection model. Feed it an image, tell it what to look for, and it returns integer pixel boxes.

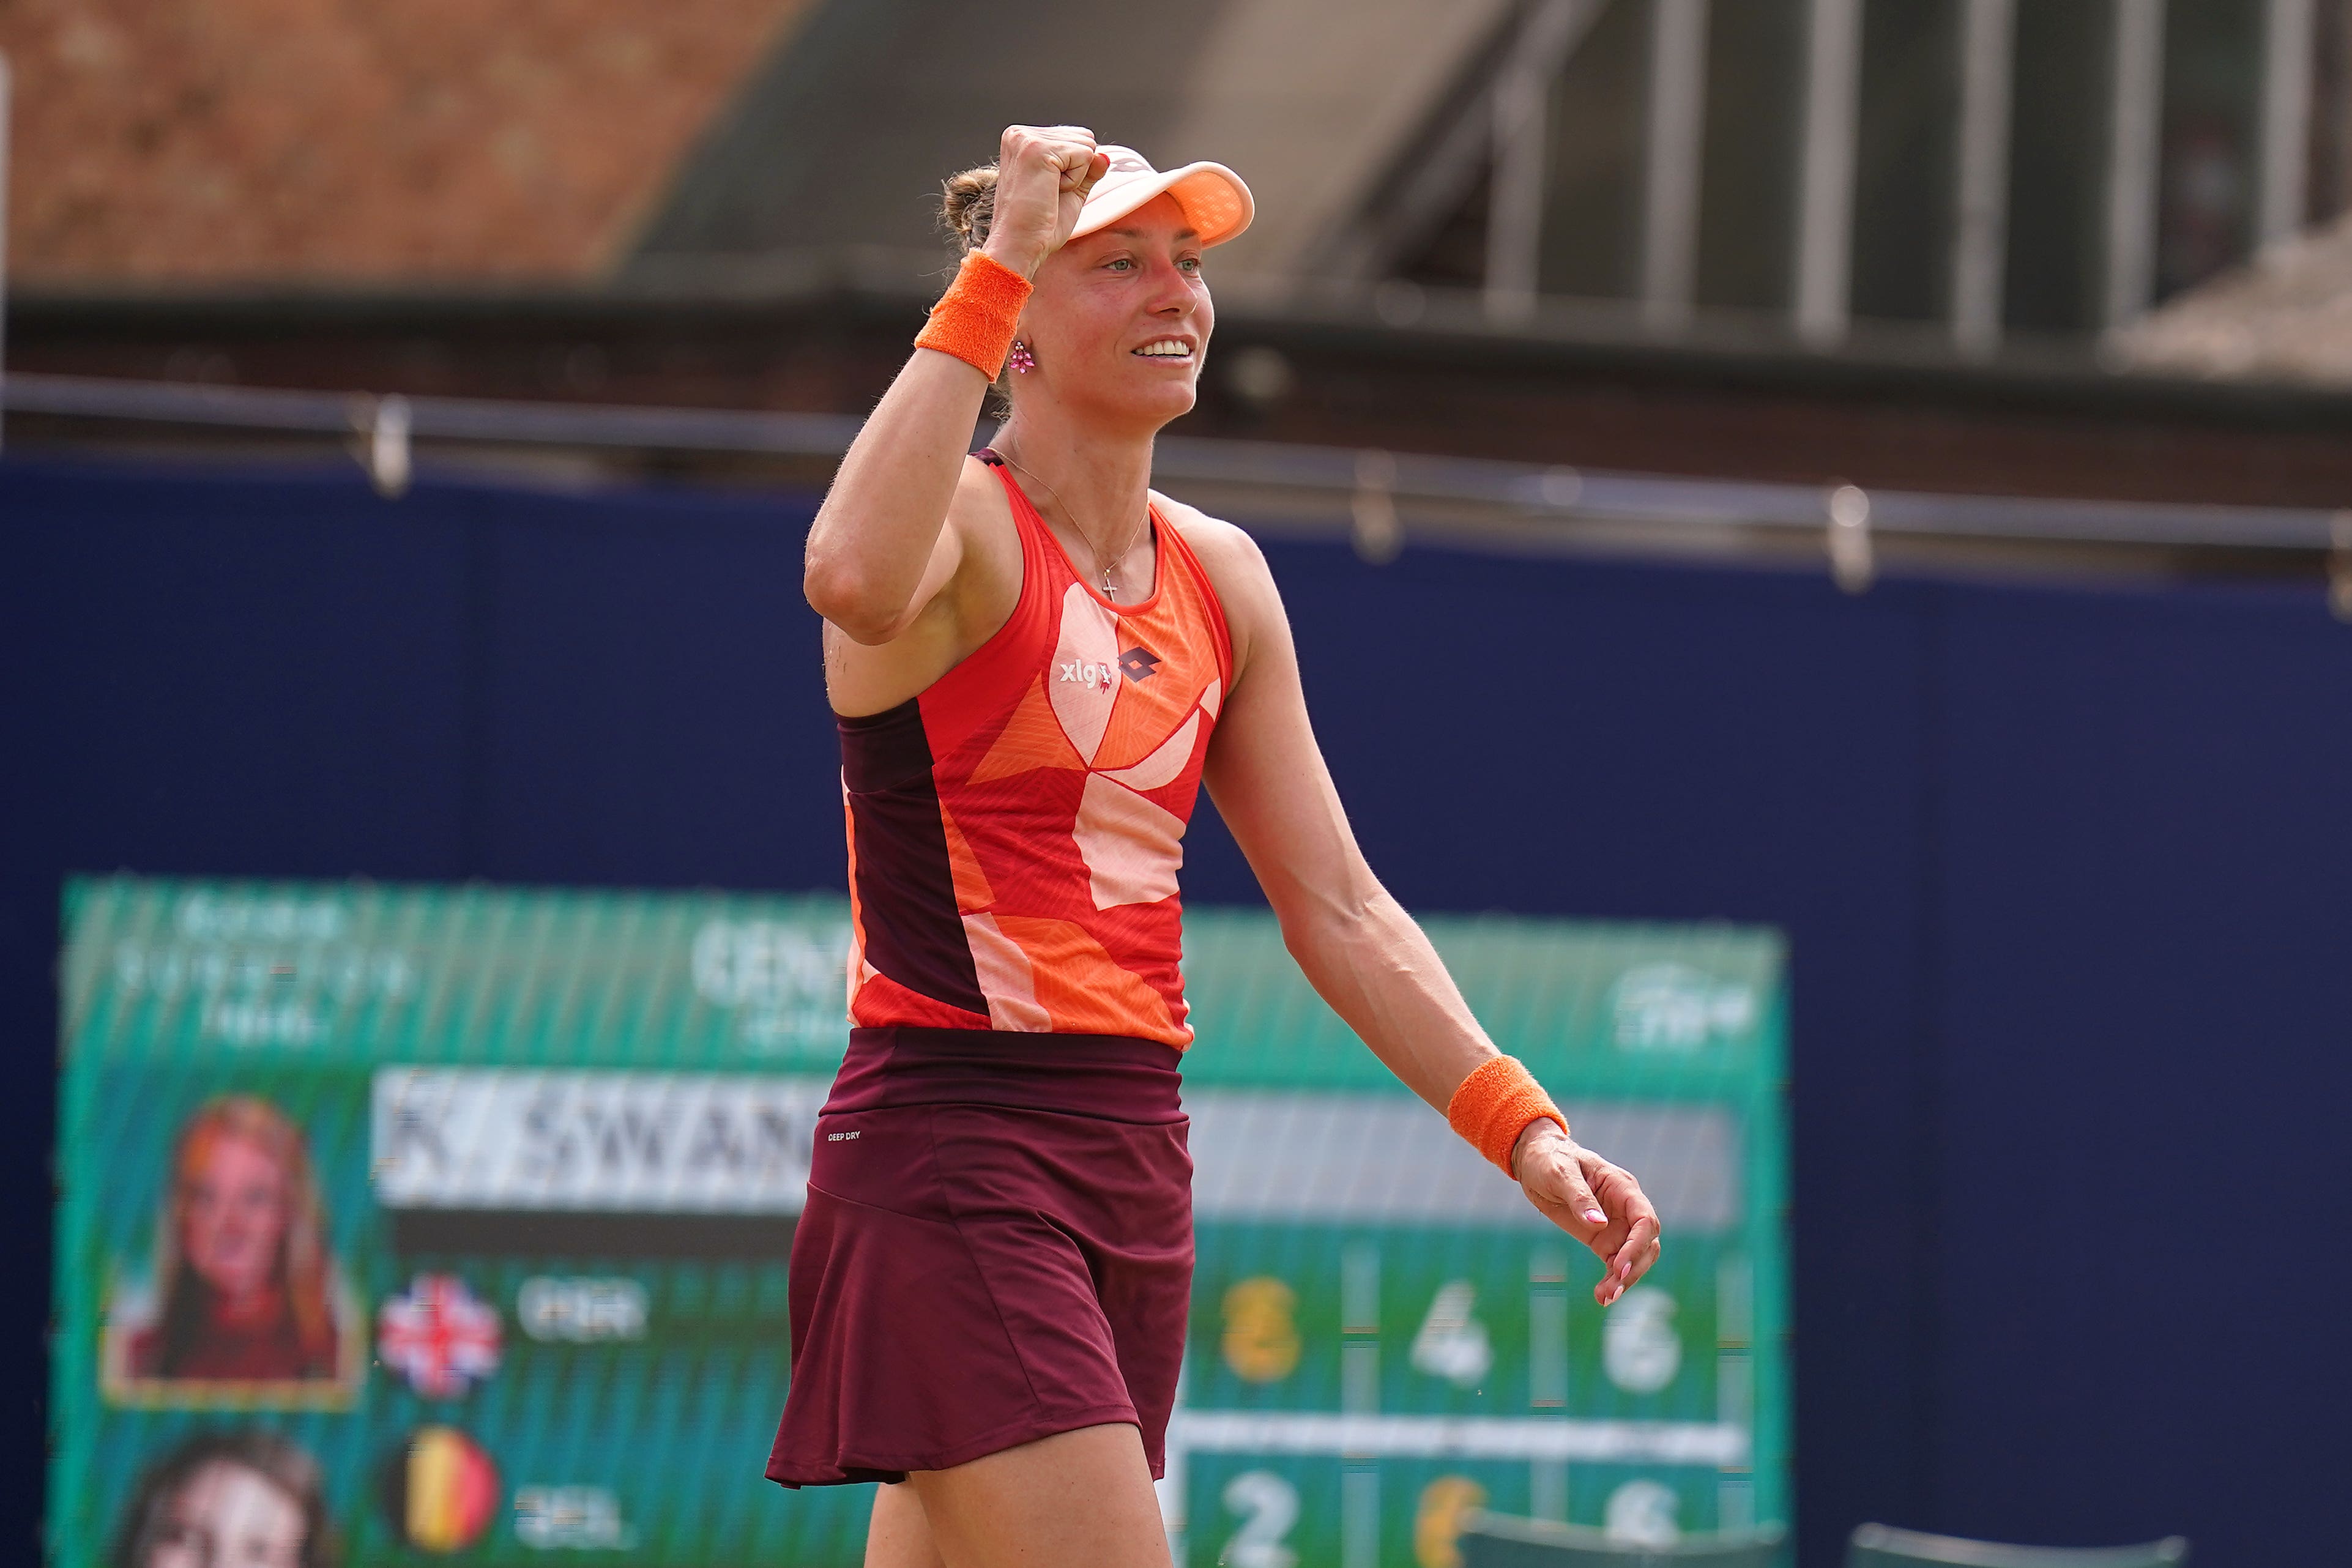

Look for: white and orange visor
[1071,146,1254,248]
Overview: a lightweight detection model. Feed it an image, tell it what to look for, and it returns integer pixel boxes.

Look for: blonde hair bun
[940,165,999,255]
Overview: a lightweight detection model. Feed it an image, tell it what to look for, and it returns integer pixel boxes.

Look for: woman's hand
[981,124,1112,279]
[1514,1121,1663,1307]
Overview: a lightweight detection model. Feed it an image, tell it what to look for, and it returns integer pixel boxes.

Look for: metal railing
[6,370,2349,610]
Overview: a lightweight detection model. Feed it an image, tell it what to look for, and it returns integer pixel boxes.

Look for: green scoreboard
[51,878,1787,1567]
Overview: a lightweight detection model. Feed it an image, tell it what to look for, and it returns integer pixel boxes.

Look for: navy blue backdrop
[6,457,2347,1567]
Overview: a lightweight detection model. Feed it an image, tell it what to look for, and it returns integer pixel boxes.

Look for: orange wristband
[914,251,1034,379]
[1446,1055,1568,1177]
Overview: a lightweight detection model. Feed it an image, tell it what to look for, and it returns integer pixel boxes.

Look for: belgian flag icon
[381,1425,500,1552]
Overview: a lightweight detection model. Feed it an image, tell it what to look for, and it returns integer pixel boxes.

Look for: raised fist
[981,124,1112,278]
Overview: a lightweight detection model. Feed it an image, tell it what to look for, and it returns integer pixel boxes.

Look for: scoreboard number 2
[1219,1469,1301,1568]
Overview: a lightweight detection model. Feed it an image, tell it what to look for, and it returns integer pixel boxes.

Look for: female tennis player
[769,124,1663,1568]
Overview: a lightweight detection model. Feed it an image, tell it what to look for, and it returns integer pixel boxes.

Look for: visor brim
[1070,161,1254,248]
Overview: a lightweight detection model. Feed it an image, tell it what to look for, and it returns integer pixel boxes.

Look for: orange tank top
[837,452,1235,1048]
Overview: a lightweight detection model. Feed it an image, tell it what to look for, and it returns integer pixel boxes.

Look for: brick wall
[0,0,809,284]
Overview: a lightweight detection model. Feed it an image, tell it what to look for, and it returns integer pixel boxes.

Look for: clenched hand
[981,124,1113,279]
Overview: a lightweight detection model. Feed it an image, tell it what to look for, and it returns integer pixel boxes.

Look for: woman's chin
[1051,378,1199,433]
[1118,382,1199,428]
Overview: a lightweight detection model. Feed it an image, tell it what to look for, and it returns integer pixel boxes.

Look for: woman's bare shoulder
[1151,491,1270,588]
[1153,491,1281,677]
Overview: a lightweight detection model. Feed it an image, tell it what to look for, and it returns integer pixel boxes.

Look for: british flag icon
[379,1274,503,1399]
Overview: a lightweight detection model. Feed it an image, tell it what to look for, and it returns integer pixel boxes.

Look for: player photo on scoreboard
[102,1093,363,1408]
[110,1427,338,1568]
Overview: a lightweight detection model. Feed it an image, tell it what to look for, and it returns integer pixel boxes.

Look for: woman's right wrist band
[914,251,1034,379]
[1446,1054,1569,1177]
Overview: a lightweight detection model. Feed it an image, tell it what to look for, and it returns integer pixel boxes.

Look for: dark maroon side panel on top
[838,699,988,1017]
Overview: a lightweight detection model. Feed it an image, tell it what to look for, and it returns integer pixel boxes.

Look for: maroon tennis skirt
[764,1026,1192,1487]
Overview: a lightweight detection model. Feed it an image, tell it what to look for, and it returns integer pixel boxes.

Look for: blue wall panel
[1929,584,2352,1552]
[467,485,839,888]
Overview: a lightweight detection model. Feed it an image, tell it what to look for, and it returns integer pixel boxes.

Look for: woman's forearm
[802,349,992,642]
[1279,887,1498,1113]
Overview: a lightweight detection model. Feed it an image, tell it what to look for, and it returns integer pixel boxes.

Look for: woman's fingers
[1002,123,1095,161]
[1044,136,1107,190]
[1597,1213,1662,1307]
[983,127,1101,273]
[1593,1174,1662,1306]
[1582,1156,1663,1307]
[1517,1137,1667,1307]
[986,126,1108,265]
[1557,1161,1606,1230]
[1016,124,1098,182]
[1516,1131,1606,1240]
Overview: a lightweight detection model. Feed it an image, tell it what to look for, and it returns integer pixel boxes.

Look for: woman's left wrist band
[914,251,1034,379]
[1445,1054,1569,1178]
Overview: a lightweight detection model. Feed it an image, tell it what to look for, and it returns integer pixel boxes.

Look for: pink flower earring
[1008,340,1036,374]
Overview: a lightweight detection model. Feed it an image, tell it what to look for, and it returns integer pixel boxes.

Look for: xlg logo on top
[1058,645,1161,689]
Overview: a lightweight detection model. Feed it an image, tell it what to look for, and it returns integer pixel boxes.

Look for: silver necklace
[995,450,1151,601]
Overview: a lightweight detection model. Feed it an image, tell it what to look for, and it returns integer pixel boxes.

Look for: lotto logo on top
[1059,644,1161,691]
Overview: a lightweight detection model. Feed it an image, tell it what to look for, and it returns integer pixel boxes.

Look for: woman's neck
[991,412,1156,573]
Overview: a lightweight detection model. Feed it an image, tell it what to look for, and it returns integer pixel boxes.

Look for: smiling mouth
[1133,338,1196,362]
